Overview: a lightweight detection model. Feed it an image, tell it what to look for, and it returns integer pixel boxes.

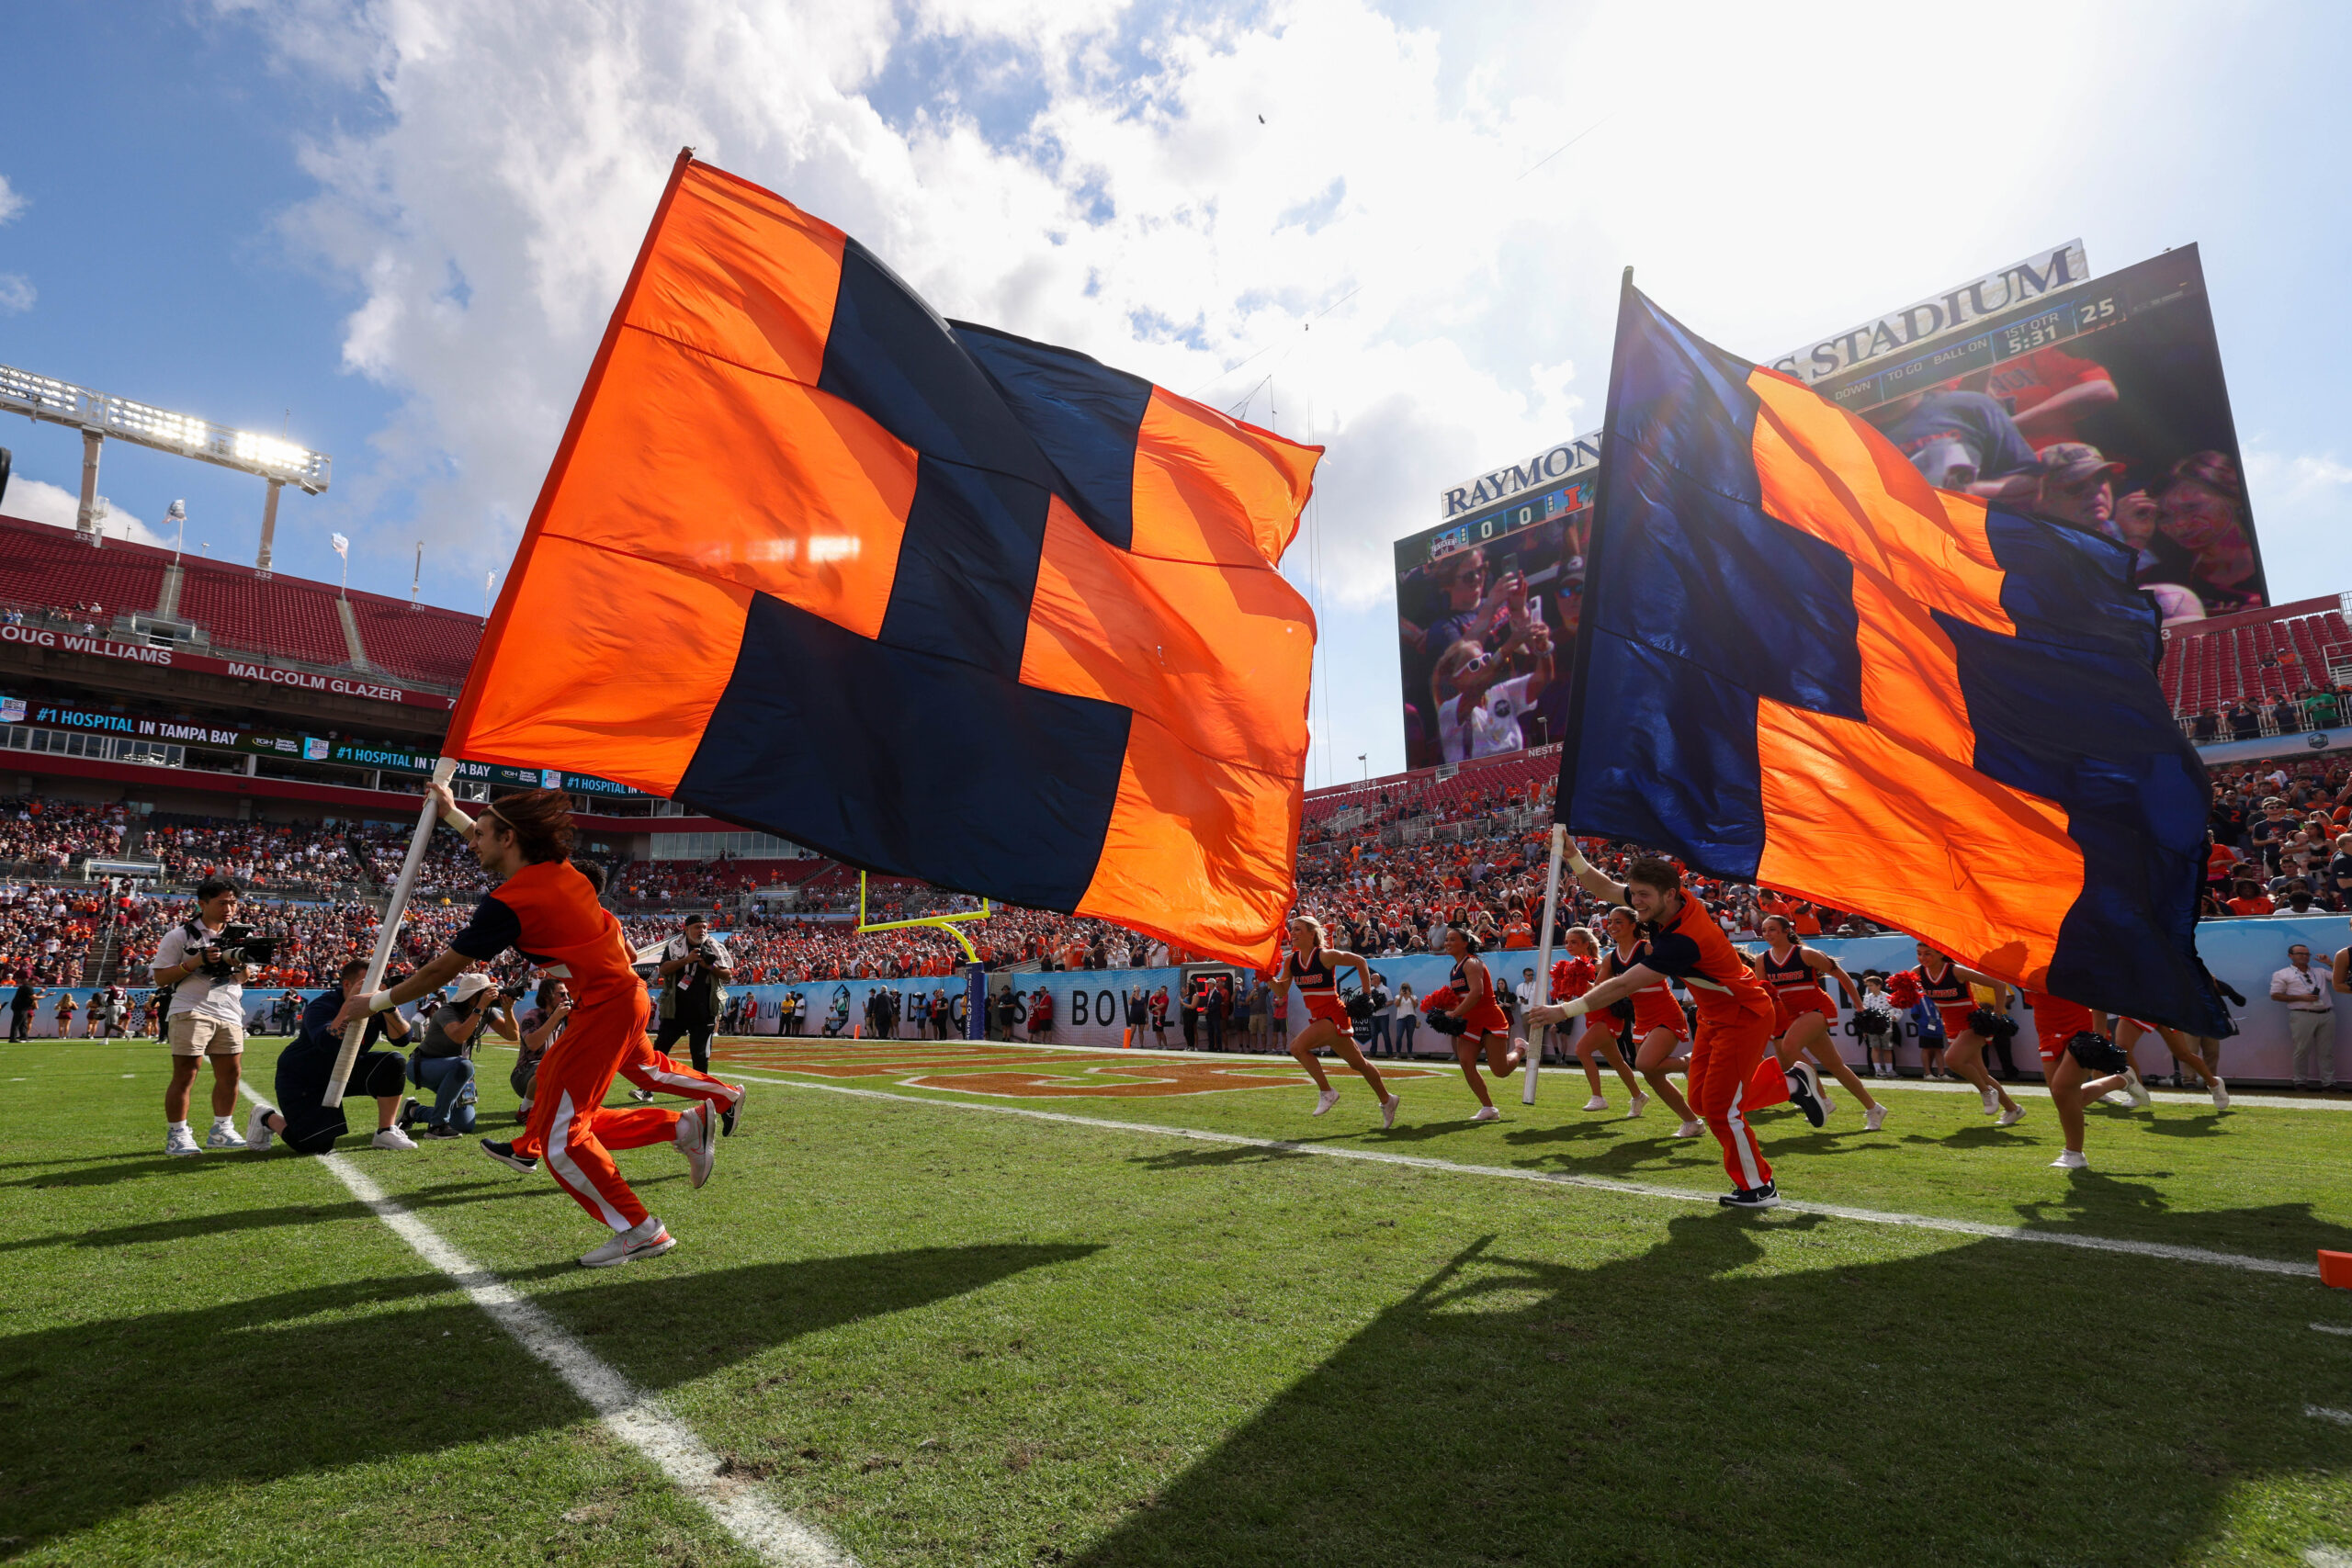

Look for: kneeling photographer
[244,957,415,1155]
[401,972,518,1140]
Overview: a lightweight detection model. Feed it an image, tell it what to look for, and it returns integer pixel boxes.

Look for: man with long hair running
[1280,917,1400,1128]
[334,785,698,1268]
[1530,851,1802,1207]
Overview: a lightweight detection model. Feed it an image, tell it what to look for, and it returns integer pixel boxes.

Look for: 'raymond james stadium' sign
[1437,433,1602,520]
[1766,240,2090,386]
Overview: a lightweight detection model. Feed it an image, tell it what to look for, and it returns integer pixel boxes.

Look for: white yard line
[2307,1405,2352,1426]
[237,1086,854,1568]
[727,1072,2323,1280]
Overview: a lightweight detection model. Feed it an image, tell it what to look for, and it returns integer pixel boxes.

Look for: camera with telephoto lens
[197,923,280,979]
[500,979,532,1001]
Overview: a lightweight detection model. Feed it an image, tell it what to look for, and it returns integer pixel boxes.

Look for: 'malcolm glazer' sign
[1438,434,1602,520]
[1768,240,2090,386]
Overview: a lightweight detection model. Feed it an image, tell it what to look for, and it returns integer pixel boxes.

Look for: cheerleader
[1555,926,1645,1113]
[1431,926,1522,1122]
[1281,918,1401,1127]
[1911,944,2024,1124]
[1598,906,1701,1137]
[1753,915,1885,1132]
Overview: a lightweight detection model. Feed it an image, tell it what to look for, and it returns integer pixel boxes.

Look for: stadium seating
[2157,594,2352,720]
[345,592,482,686]
[175,560,352,666]
[0,516,170,626]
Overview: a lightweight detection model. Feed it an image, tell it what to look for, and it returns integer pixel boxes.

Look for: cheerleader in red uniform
[1753,914,1883,1132]
[1600,906,1700,1137]
[1556,925,1645,1115]
[1281,917,1400,1128]
[1432,925,1522,1122]
[1912,943,2023,1124]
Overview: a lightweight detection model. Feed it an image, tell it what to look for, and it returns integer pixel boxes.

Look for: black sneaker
[1719,1180,1781,1210]
[398,1097,422,1132]
[418,1122,462,1141]
[1784,1064,1826,1129]
[481,1138,538,1173]
[720,1091,743,1137]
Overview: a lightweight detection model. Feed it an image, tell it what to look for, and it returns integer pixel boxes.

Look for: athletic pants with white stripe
[514,1036,738,1160]
[1686,1006,1790,1190]
[523,989,676,1233]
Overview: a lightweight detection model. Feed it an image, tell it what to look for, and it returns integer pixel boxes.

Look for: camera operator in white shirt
[146,875,261,1156]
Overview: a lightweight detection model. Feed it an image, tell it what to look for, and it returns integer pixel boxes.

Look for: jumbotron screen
[1390,242,2261,771]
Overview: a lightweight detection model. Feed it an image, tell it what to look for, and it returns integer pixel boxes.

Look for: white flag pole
[323,757,458,1106]
[1523,823,1565,1105]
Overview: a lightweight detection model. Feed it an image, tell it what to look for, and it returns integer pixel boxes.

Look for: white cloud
[2,478,172,547]
[0,274,31,313]
[0,174,23,225]
[223,0,2184,783]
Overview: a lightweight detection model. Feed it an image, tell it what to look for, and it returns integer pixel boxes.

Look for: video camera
[196,922,281,979]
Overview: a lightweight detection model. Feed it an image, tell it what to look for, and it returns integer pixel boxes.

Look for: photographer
[511,977,573,1121]
[147,876,268,1157]
[655,915,731,1072]
[400,972,518,1140]
[243,957,416,1155]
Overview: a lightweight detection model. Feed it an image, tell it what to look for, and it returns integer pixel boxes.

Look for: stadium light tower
[0,361,331,573]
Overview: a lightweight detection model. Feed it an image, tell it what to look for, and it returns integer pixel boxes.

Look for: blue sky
[4,1,2349,782]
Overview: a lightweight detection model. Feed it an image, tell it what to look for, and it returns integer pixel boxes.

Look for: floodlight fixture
[0,360,331,571]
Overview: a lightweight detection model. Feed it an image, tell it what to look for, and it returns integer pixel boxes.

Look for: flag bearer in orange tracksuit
[334,784,707,1267]
[1528,846,1822,1208]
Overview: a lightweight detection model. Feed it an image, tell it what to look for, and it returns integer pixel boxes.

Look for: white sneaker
[1582,1094,1609,1112]
[1381,1093,1400,1130]
[1979,1086,2000,1116]
[580,1217,675,1269]
[1672,1118,1703,1138]
[1864,1103,1888,1133]
[1816,1085,1836,1119]
[1996,1104,2026,1127]
[2210,1077,2229,1111]
[2051,1149,2087,1170]
[164,1122,201,1157]
[2099,1089,2135,1110]
[2123,1068,2152,1111]
[629,1088,655,1103]
[372,1126,417,1151]
[1312,1088,1341,1117]
[674,1104,716,1190]
[1472,1104,1501,1122]
[206,1117,247,1151]
[1626,1091,1649,1120]
[244,1103,276,1152]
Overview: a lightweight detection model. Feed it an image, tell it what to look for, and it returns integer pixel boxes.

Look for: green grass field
[4,1034,2349,1566]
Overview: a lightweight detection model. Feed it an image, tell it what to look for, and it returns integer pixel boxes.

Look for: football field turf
[4,1035,2349,1566]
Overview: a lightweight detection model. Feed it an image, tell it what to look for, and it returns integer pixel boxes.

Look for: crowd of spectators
[2189,686,2349,743]
[0,798,130,874]
[144,817,363,889]
[2201,758,2352,917]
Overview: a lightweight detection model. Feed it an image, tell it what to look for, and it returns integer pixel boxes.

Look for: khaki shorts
[167,1014,244,1056]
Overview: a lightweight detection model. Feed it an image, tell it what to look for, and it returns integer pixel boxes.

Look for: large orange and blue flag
[447,152,1319,968]
[1558,277,2220,1032]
